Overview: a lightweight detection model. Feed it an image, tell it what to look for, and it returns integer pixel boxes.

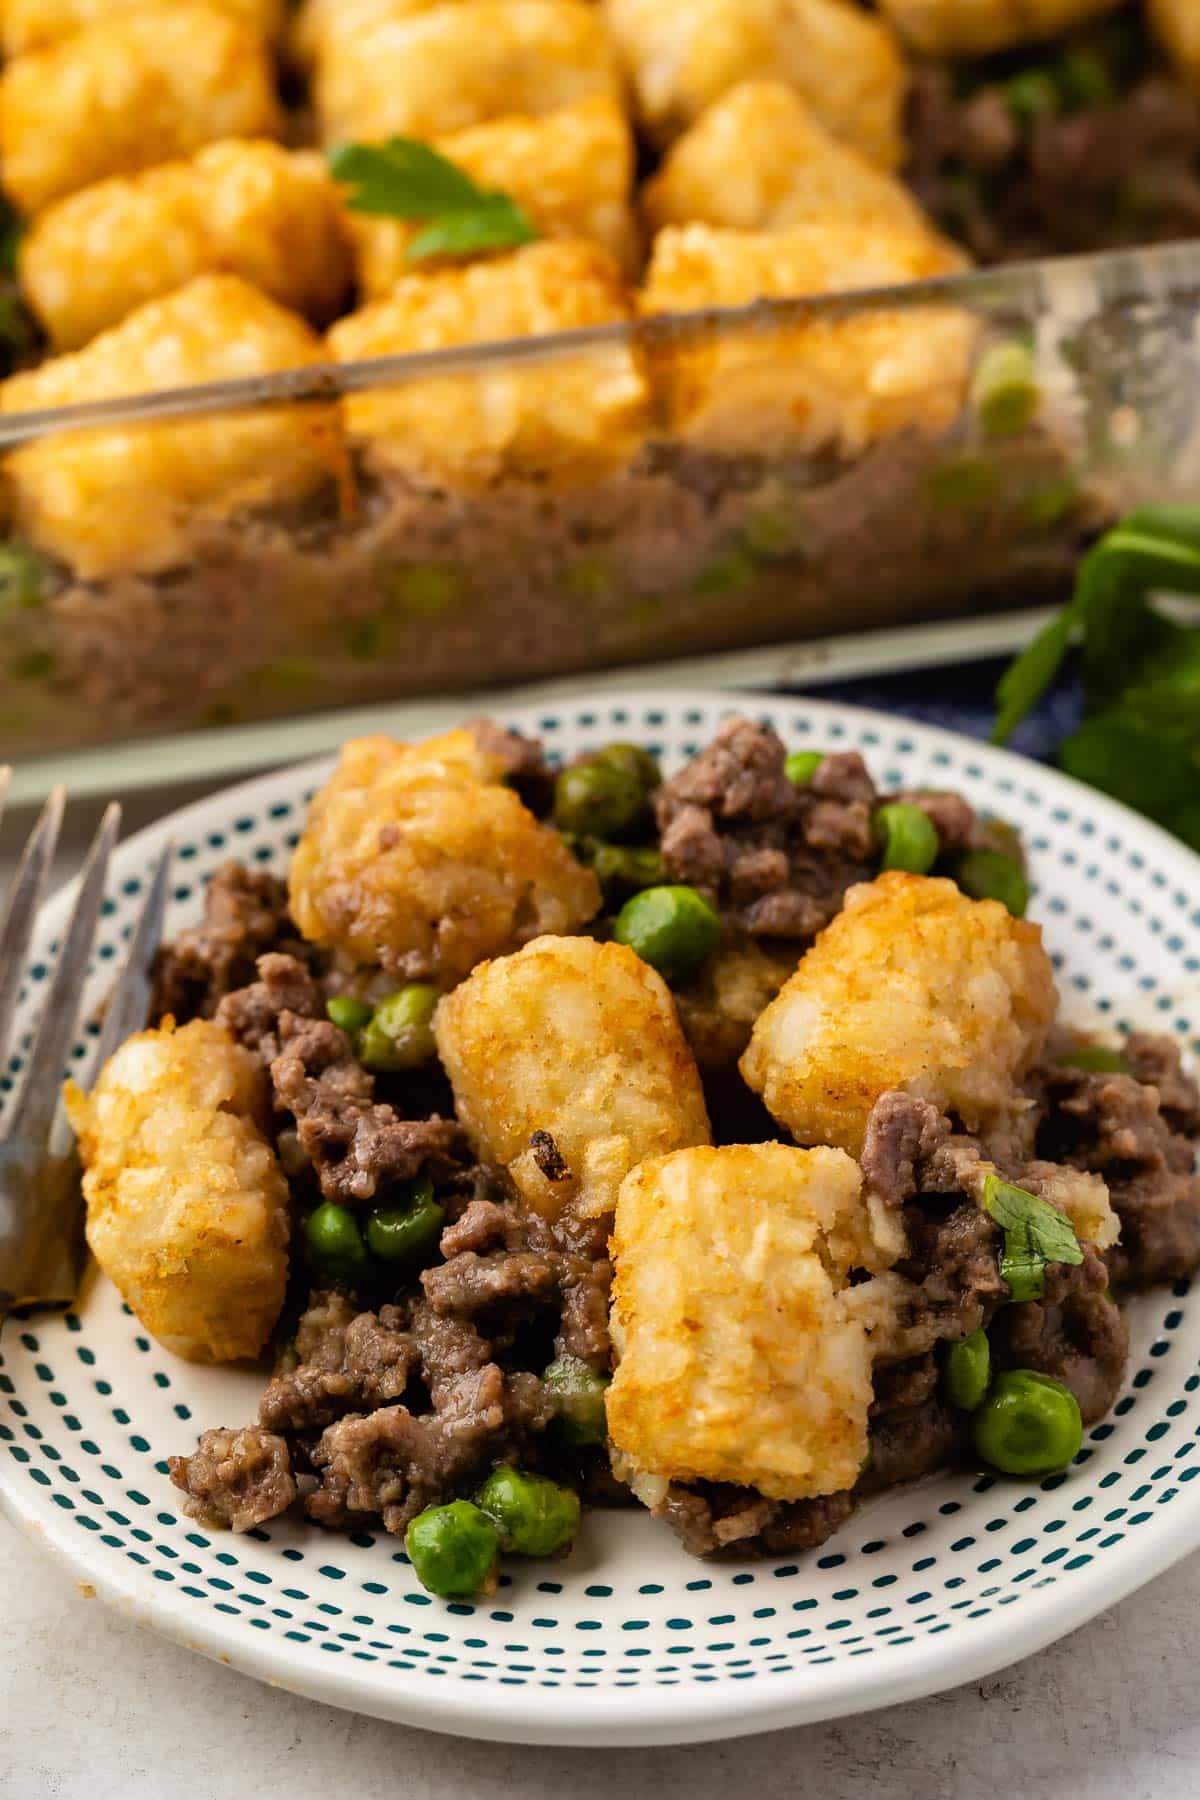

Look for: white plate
[2,690,1199,1748]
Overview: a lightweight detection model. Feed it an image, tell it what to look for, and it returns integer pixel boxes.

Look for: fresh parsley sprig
[329,138,538,264]
[993,506,1200,848]
[983,1174,1084,1303]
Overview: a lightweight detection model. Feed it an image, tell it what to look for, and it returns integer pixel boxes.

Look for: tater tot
[640,221,971,458]
[434,934,712,1223]
[21,142,352,351]
[288,730,602,985]
[295,0,495,63]
[874,0,1122,58]
[329,238,646,486]
[316,1,621,147]
[1149,0,1200,93]
[0,0,285,57]
[607,1143,904,1505]
[65,1019,290,1364]
[740,872,1058,1158]
[602,0,907,166]
[0,3,283,215]
[347,98,639,292]
[1,275,341,579]
[643,80,947,246]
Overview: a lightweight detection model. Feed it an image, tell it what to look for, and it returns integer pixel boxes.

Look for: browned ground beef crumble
[165,721,1200,1560]
[906,28,1200,264]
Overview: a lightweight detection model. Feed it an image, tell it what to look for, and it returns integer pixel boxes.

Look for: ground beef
[907,60,1200,264]
[891,790,977,855]
[862,1397,966,1493]
[464,717,553,815]
[1124,1032,1200,1135]
[215,950,324,1063]
[175,1167,613,1536]
[168,1427,297,1533]
[268,1003,466,1204]
[655,1482,858,1558]
[861,1092,950,1207]
[306,1365,509,1536]
[989,1251,1128,1425]
[151,863,306,1023]
[894,1197,1008,1349]
[653,718,878,940]
[258,1300,417,1433]
[1034,1049,1200,1290]
[290,1289,357,1370]
[421,1249,563,1316]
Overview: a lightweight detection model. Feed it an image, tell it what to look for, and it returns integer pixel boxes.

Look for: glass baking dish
[0,239,1197,769]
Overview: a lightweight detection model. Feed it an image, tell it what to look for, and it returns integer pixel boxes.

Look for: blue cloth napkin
[805,654,1080,765]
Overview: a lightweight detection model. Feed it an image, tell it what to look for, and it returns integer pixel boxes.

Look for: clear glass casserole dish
[0,239,1197,766]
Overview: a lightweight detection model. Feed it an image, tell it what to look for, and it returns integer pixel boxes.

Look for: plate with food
[2,690,1199,1746]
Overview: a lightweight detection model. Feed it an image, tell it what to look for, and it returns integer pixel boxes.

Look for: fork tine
[89,841,172,1080]
[0,784,65,1073]
[8,802,120,1143]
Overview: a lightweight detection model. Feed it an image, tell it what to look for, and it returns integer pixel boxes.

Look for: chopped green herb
[329,137,537,263]
[983,1173,1083,1304]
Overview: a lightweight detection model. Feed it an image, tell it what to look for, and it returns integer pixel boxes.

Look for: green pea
[543,1354,610,1447]
[0,544,46,612]
[943,1328,991,1412]
[955,848,1030,918]
[613,883,721,984]
[972,1369,1082,1476]
[590,842,665,895]
[553,760,645,839]
[326,995,373,1034]
[784,749,823,788]
[1002,69,1061,123]
[971,340,1040,438]
[1056,1043,1130,1074]
[405,1500,499,1598]
[476,1466,581,1558]
[874,803,939,875]
[305,1203,370,1284]
[1057,46,1114,109]
[365,1178,445,1265]
[356,982,439,1072]
[591,742,661,795]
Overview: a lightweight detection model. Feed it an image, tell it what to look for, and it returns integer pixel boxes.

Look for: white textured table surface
[4,786,1200,1800]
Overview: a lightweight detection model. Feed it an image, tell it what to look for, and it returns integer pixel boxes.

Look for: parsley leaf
[983,1173,1083,1303]
[408,195,537,262]
[992,506,1200,845]
[329,138,537,264]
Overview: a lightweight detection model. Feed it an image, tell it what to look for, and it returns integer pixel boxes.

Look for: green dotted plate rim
[2,689,1200,1748]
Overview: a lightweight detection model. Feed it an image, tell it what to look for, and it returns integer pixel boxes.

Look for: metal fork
[0,775,172,1312]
